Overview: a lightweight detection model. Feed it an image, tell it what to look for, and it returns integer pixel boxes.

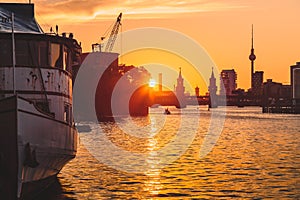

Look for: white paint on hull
[14,96,78,197]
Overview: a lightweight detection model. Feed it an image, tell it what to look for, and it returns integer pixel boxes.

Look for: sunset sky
[4,0,300,94]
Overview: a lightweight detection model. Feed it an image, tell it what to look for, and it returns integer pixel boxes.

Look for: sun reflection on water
[58,106,300,199]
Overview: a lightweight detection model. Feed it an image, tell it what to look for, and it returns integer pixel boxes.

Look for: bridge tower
[175,67,186,108]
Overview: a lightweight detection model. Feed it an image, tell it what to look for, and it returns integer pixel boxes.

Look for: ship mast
[12,12,16,95]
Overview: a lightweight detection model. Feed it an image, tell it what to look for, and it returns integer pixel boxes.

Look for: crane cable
[100,20,114,44]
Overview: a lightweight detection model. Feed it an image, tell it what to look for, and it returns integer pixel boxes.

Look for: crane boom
[105,13,122,52]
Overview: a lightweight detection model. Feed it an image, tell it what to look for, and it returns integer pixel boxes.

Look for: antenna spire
[179,67,182,78]
[249,24,256,89]
[249,24,256,61]
[251,24,254,49]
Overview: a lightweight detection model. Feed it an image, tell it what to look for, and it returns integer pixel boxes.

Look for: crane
[104,13,122,52]
[92,13,122,52]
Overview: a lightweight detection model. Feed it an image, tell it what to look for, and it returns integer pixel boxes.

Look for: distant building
[291,62,300,100]
[232,88,246,107]
[290,62,300,112]
[261,63,299,114]
[252,71,264,97]
[263,79,283,98]
[208,68,218,107]
[175,67,186,108]
[262,79,291,106]
[195,86,200,97]
[208,68,217,96]
[175,67,185,95]
[220,69,237,96]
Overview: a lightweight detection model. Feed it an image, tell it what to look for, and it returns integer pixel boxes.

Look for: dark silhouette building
[252,71,264,99]
[291,62,300,111]
[208,67,218,107]
[262,79,291,100]
[262,79,292,113]
[175,67,186,108]
[195,86,200,97]
[260,62,300,113]
[220,69,237,96]
[208,67,217,96]
[175,67,185,94]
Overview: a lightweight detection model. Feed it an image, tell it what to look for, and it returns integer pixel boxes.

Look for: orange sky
[4,0,300,94]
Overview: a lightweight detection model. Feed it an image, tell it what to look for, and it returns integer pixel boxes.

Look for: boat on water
[164,108,171,115]
[0,3,81,199]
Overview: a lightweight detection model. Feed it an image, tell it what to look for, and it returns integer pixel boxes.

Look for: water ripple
[42,106,300,199]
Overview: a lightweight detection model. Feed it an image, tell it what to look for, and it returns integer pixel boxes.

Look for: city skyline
[6,0,299,90]
[0,3,299,199]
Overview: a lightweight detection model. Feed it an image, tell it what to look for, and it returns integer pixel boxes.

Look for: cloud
[30,0,249,23]
[1,0,249,23]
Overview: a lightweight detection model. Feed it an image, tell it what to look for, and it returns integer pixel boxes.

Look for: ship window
[64,104,69,123]
[50,43,61,68]
[0,39,12,66]
[39,41,48,67]
[63,46,68,71]
[32,99,51,114]
[15,40,30,66]
[64,103,72,124]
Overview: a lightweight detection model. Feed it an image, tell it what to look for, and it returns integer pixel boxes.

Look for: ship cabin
[0,3,82,125]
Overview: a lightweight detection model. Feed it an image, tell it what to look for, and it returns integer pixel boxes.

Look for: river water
[42,106,299,199]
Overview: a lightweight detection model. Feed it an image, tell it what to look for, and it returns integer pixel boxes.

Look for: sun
[148,79,156,88]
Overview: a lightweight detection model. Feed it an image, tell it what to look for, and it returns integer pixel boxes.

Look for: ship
[0,3,81,199]
[74,51,151,122]
[73,12,152,122]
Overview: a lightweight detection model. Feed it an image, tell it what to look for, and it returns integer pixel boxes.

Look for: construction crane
[104,13,122,52]
[92,13,122,52]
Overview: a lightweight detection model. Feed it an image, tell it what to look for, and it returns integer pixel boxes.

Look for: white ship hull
[0,95,78,199]
[0,3,82,198]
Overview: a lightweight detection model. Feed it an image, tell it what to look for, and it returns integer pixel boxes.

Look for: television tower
[249,24,256,89]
